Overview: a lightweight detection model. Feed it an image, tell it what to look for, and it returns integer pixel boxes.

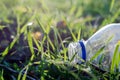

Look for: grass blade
[36,17,46,33]
[111,41,120,73]
[77,28,81,41]
[110,44,119,73]
[1,35,19,57]
[0,69,4,80]
[27,29,35,61]
[90,46,105,62]
[22,66,29,80]
[70,52,77,63]
[33,38,41,55]
[69,28,77,41]
[110,0,115,11]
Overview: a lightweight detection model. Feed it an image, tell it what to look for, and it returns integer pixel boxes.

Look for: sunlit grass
[0,0,120,80]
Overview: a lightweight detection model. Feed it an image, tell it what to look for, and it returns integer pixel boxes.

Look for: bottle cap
[68,40,86,64]
[79,40,86,61]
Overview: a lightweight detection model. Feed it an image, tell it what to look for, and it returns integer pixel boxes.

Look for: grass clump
[0,0,120,80]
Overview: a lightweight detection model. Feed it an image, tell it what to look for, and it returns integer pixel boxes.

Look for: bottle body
[68,23,120,71]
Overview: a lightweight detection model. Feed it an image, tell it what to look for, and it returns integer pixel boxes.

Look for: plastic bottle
[68,23,120,71]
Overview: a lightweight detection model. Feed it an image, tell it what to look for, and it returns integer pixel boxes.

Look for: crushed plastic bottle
[68,23,120,71]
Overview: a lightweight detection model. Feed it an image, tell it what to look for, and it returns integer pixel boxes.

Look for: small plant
[0,0,120,80]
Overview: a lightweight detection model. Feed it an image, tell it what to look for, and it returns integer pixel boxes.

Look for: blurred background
[0,0,120,80]
[0,0,120,39]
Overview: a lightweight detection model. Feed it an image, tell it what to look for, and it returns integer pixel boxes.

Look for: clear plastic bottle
[68,23,120,71]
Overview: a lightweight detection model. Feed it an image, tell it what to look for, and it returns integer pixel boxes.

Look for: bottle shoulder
[87,23,120,43]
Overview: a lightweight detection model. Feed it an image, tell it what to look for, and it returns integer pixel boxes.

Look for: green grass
[0,0,120,80]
